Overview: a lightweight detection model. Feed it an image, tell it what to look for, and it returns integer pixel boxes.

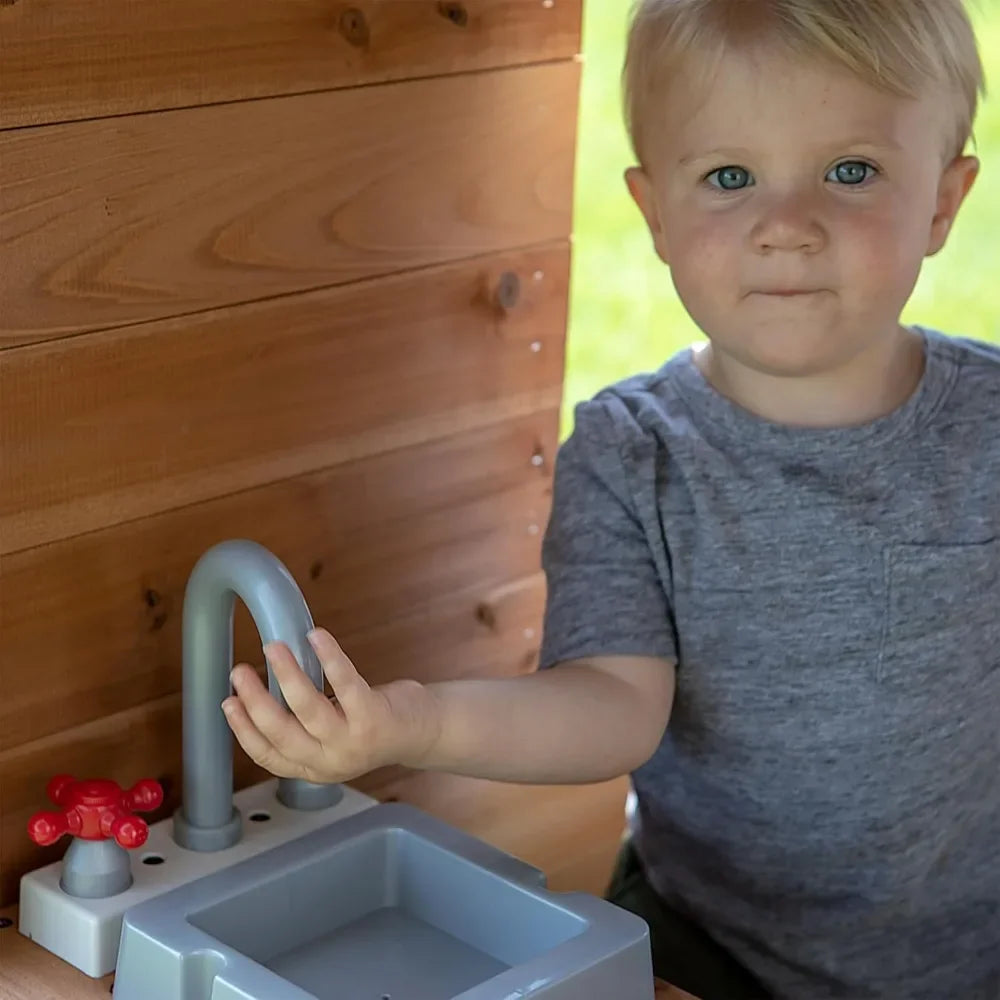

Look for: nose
[751,191,826,254]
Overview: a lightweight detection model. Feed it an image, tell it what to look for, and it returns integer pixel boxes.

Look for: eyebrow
[677,138,904,166]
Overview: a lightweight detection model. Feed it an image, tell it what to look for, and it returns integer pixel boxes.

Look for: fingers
[222,633,376,786]
[307,629,372,720]
[228,662,319,762]
[263,640,342,741]
[221,687,302,779]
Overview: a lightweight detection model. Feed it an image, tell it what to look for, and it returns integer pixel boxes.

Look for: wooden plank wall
[0,0,627,911]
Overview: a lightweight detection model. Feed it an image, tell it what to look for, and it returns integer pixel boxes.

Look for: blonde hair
[623,0,987,167]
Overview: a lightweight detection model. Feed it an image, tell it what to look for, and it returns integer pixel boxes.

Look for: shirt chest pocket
[878,538,1000,690]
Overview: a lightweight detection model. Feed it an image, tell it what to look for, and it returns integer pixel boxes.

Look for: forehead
[650,47,947,164]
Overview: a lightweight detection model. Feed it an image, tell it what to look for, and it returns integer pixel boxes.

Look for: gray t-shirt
[539,326,1000,1000]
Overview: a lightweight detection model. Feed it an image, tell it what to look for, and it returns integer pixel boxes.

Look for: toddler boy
[223,2,1000,996]
[541,1,999,995]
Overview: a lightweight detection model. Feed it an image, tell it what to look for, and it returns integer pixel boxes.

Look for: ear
[926,155,979,257]
[625,166,670,265]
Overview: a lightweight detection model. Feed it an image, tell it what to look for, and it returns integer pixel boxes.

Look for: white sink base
[17,780,377,978]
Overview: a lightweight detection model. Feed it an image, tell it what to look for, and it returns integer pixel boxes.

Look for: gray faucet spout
[173,539,342,852]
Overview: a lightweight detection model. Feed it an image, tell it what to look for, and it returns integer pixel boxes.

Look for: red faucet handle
[44,773,79,806]
[27,775,165,849]
[27,810,78,846]
[122,778,165,813]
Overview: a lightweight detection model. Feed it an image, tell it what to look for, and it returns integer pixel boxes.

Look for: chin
[715,323,853,379]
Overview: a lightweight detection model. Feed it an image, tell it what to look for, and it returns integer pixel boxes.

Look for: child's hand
[221,628,440,784]
[654,979,700,1000]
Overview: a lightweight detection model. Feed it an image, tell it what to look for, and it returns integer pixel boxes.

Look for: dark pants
[605,837,772,1000]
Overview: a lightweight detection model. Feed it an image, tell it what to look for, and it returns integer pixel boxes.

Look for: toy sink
[20,541,654,997]
[113,801,654,1000]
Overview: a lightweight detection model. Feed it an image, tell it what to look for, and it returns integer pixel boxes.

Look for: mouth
[750,289,826,298]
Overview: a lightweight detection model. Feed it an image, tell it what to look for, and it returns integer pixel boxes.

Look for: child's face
[626,47,979,378]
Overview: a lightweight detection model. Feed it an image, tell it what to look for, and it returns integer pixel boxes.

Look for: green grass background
[563,2,1000,431]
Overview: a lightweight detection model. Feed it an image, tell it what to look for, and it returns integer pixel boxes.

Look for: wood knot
[339,7,370,47]
[144,588,169,631]
[475,602,497,631]
[310,560,324,580]
[438,2,468,27]
[493,271,521,311]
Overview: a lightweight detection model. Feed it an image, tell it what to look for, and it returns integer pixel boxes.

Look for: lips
[747,288,828,301]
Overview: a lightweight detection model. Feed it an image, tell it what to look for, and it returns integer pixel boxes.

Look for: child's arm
[413,653,675,783]
[222,627,675,787]
[655,982,699,999]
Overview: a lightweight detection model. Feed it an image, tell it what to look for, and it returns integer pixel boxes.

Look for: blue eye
[827,160,876,185]
[707,166,753,191]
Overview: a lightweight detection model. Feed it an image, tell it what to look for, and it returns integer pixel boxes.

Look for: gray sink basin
[113,802,654,999]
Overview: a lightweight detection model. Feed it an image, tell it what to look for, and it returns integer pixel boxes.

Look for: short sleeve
[538,397,677,669]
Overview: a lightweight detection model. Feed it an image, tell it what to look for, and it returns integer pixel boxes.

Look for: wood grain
[0,412,557,752]
[0,776,627,999]
[0,571,549,905]
[0,61,579,347]
[0,0,583,129]
[0,243,568,553]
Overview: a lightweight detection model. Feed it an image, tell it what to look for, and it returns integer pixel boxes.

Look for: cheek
[834,201,929,292]
[665,212,741,297]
